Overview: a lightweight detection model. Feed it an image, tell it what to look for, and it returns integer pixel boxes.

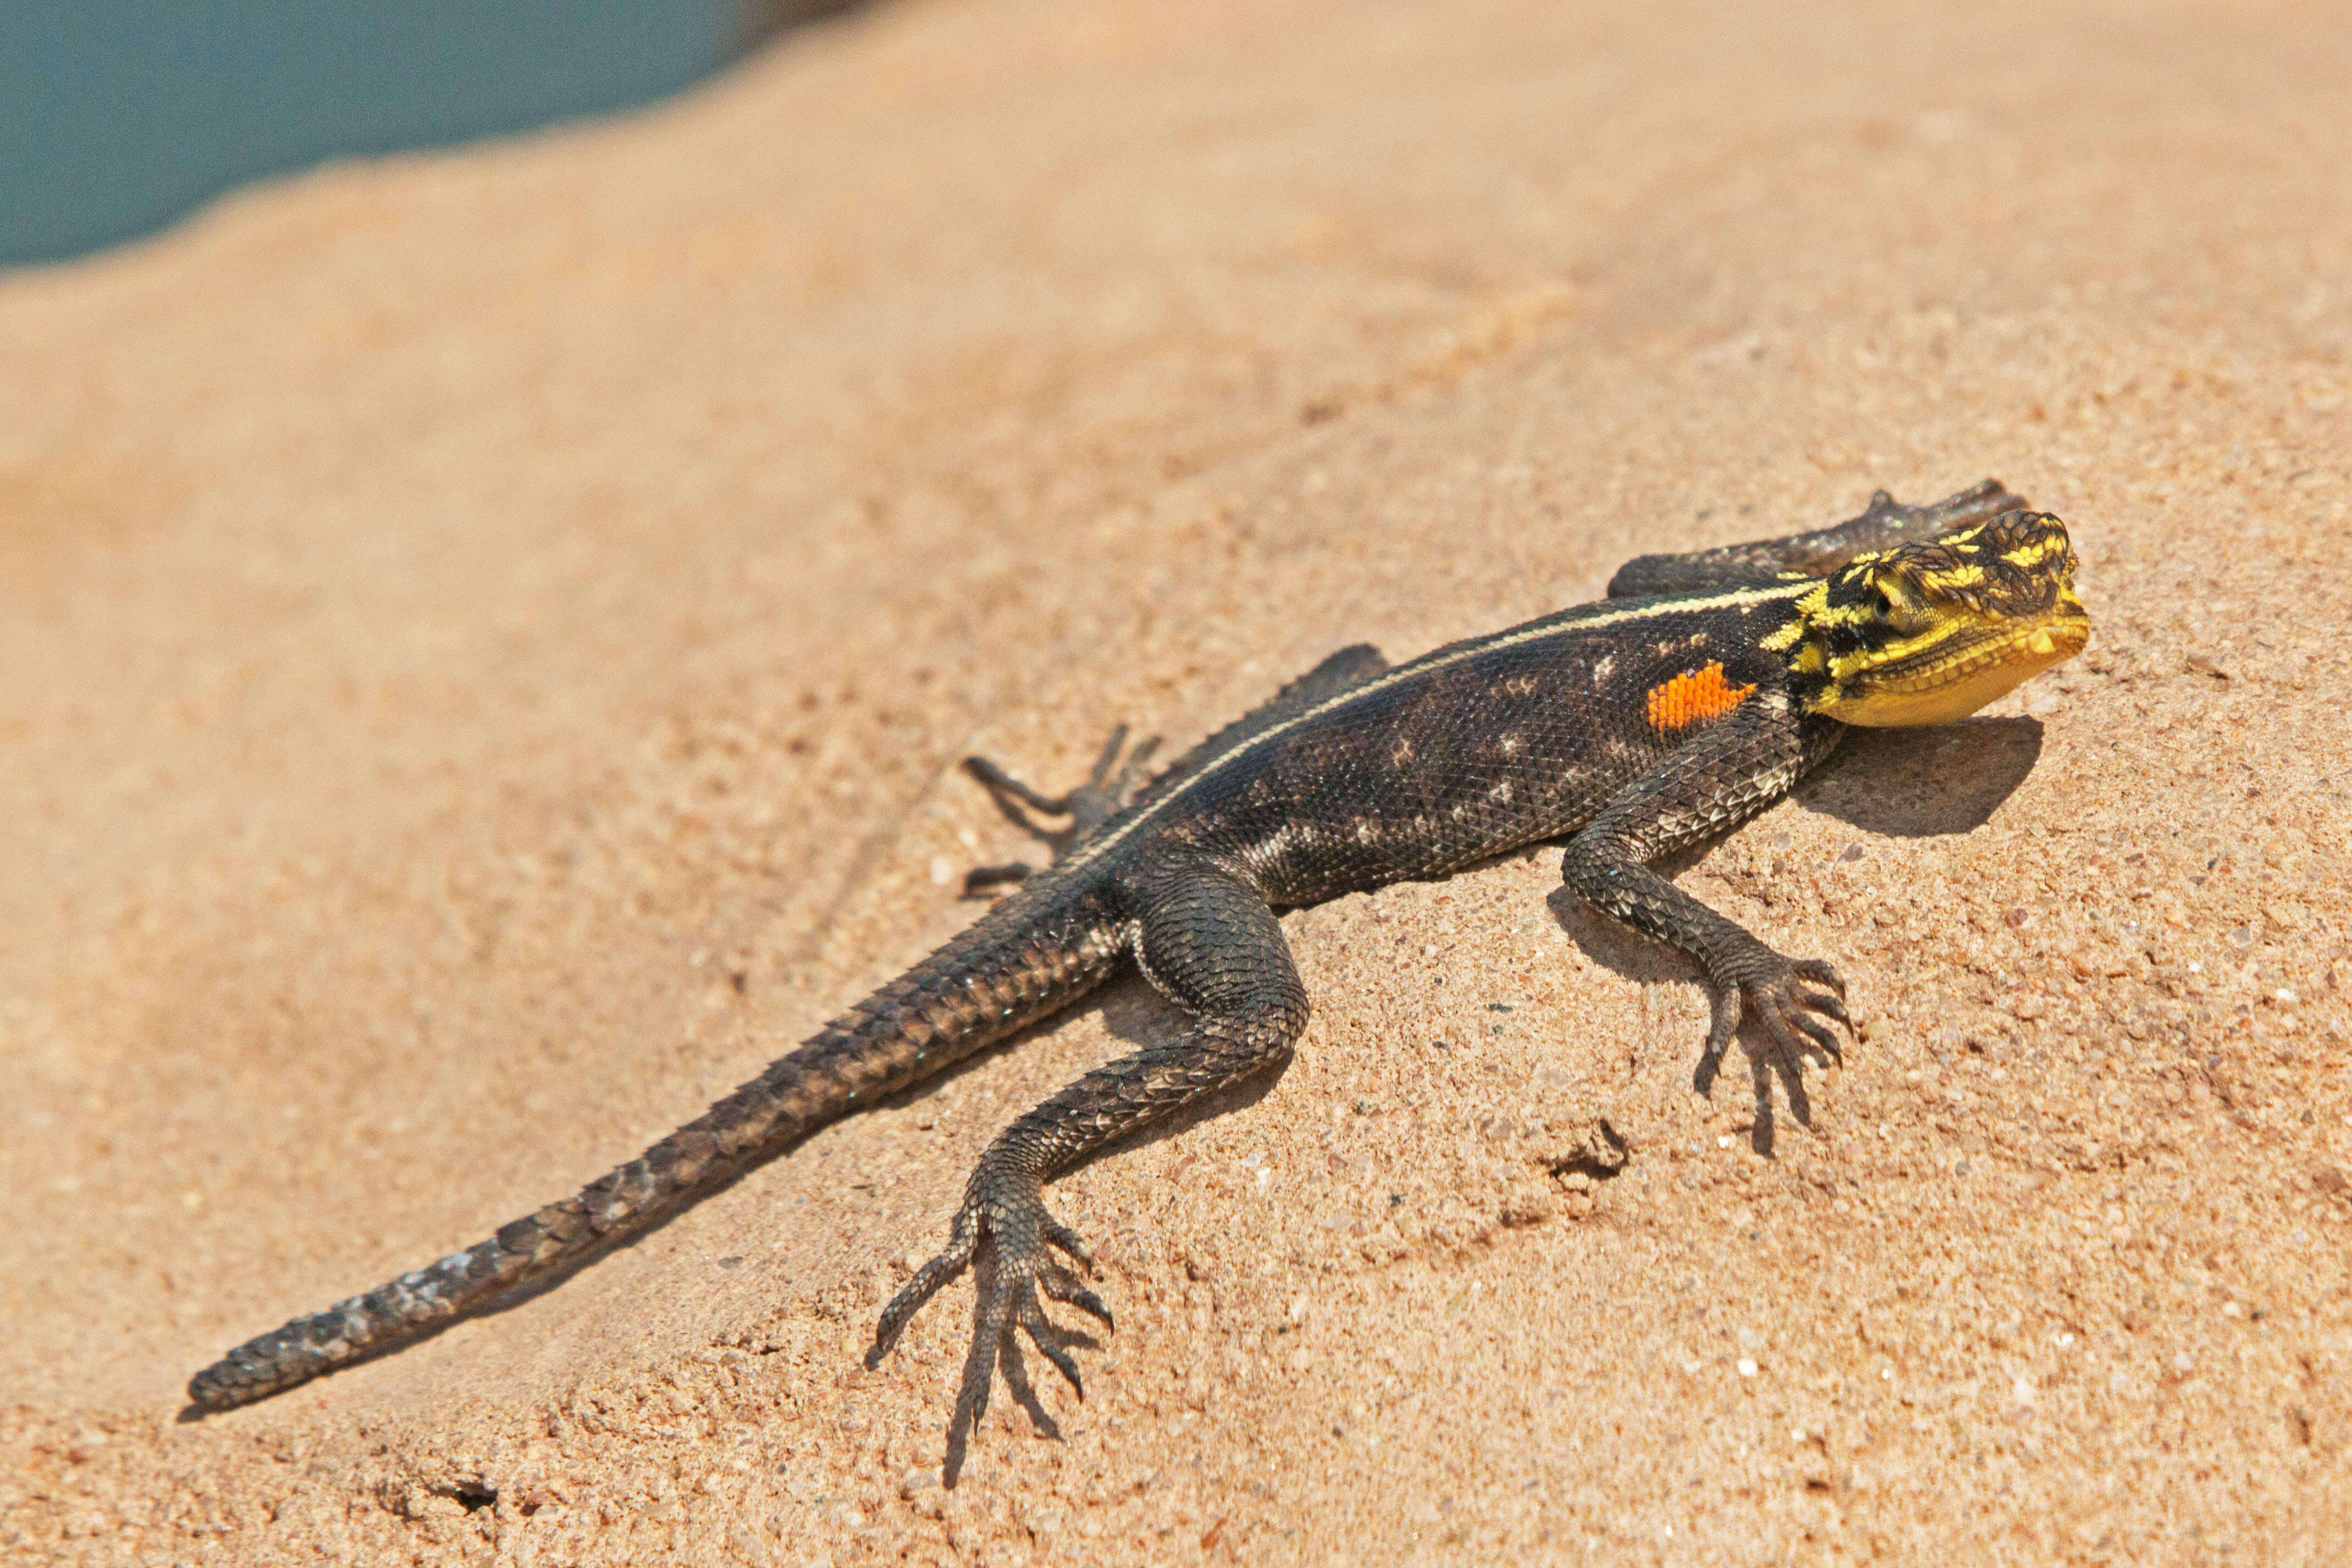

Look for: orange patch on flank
[1644,661,1755,730]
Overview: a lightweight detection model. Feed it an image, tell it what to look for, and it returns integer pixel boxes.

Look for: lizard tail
[186,881,1128,1411]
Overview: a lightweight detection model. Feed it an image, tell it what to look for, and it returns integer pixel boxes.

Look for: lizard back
[1078,579,1828,904]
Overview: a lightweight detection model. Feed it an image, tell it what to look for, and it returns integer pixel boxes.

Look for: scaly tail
[186,880,1128,1411]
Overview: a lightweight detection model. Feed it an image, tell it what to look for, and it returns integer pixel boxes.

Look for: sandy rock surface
[5,0,2350,1561]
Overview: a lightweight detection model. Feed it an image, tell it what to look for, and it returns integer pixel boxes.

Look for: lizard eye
[1869,587,1893,617]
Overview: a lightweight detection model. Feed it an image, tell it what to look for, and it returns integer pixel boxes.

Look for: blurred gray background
[1,2,858,268]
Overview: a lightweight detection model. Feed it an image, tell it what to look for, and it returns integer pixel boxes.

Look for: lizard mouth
[1821,600,2090,727]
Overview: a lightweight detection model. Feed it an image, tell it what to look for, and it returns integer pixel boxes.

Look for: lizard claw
[1705,956,1853,1073]
[1752,957,1852,1069]
[1789,957,1847,1001]
[1042,1216,1096,1273]
[866,1178,1108,1486]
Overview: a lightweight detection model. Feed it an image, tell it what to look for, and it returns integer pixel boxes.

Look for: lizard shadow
[1795,715,2043,838]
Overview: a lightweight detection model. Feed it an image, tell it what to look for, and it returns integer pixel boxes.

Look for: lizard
[186,479,2089,1482]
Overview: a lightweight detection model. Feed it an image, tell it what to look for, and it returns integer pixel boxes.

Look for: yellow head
[1787,511,2090,727]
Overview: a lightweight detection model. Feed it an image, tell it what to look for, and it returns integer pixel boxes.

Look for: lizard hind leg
[958,644,1390,897]
[869,854,1307,1483]
[959,725,1163,895]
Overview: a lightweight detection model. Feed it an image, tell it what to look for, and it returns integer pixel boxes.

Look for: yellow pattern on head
[1803,511,2090,727]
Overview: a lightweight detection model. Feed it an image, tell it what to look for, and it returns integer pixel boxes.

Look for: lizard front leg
[869,852,1306,1482]
[1560,694,1852,1074]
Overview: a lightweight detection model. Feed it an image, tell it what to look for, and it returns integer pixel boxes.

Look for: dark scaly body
[1098,582,1847,904]
[189,482,2088,1483]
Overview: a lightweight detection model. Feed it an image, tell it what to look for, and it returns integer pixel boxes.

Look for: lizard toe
[882,1179,1108,1485]
[1702,983,1744,1064]
[1746,967,1851,1070]
[868,1209,981,1367]
[1790,957,1848,1000]
[1043,1217,1096,1271]
[1039,1261,1114,1329]
[1017,1290,1086,1398]
[960,862,1038,898]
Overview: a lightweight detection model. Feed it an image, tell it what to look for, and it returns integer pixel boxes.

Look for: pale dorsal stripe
[1058,578,1814,873]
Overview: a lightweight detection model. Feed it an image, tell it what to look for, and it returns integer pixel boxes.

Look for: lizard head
[1797,510,2090,727]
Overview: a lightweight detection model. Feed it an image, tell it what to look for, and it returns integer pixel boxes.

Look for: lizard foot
[962,725,1163,895]
[866,1178,1111,1484]
[1705,956,1851,1073]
